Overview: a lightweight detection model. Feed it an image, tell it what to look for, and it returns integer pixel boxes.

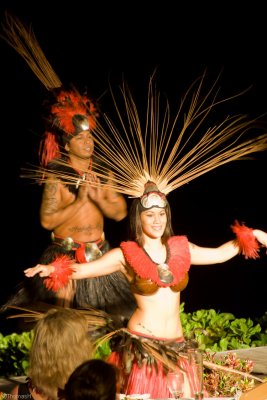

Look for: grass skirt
[107,328,199,398]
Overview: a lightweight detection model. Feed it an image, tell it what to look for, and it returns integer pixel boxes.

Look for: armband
[231,220,260,259]
[43,255,73,292]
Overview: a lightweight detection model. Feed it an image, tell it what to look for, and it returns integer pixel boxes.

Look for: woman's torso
[121,236,191,339]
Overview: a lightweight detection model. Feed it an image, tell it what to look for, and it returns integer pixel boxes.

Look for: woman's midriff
[128,290,183,338]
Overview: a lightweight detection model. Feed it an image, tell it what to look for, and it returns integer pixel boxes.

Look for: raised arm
[189,240,240,265]
[71,247,126,278]
[24,247,126,280]
[190,226,267,265]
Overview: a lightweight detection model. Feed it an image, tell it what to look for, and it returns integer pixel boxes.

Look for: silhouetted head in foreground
[59,358,118,400]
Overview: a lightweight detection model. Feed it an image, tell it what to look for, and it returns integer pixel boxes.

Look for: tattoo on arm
[42,182,59,213]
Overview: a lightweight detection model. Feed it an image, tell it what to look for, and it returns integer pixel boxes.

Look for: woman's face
[140,207,167,239]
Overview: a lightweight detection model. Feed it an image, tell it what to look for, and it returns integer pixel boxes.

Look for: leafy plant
[0,331,33,377]
[180,303,267,351]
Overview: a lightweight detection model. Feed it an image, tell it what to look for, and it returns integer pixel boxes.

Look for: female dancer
[24,181,267,398]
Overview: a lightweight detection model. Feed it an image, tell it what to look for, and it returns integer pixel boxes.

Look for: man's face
[65,130,94,159]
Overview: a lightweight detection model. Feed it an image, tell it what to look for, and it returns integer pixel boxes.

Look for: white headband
[140,192,167,209]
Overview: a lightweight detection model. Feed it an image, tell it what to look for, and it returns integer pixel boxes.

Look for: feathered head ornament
[0,13,98,166]
[50,90,97,138]
[40,89,98,166]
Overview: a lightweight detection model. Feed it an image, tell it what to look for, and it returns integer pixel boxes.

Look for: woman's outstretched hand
[253,229,267,248]
[24,264,55,278]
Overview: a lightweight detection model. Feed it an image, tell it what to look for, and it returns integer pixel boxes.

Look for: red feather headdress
[51,90,98,135]
[1,13,99,167]
[39,89,99,166]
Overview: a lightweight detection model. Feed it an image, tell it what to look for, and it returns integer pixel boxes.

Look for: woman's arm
[189,240,239,265]
[190,228,267,265]
[72,248,126,278]
[24,248,126,279]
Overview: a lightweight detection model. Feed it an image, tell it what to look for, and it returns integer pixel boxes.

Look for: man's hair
[29,308,94,400]
[62,359,118,400]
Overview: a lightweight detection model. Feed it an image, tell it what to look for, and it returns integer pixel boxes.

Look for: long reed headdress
[22,70,267,198]
[2,14,267,196]
[33,71,266,196]
[1,12,98,167]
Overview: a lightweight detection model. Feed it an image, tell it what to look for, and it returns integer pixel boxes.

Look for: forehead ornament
[140,192,167,209]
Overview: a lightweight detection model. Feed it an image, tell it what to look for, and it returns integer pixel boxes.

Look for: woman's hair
[129,198,174,246]
[61,359,118,400]
[28,308,94,400]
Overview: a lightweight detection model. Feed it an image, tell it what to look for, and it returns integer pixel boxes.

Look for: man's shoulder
[47,158,74,173]
[92,155,109,169]
[46,158,80,194]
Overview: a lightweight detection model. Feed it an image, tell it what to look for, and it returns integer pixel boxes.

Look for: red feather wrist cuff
[43,255,73,292]
[231,220,260,259]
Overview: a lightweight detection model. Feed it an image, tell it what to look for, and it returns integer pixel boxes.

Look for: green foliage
[1,305,267,378]
[0,331,33,377]
[94,338,112,359]
[180,303,267,351]
[255,311,267,333]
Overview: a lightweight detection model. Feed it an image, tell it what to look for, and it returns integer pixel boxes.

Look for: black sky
[0,1,266,323]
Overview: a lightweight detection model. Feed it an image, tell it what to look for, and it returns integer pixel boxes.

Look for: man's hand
[78,171,127,220]
[85,172,107,203]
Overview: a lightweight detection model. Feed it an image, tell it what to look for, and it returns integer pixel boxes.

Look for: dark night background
[0,1,266,333]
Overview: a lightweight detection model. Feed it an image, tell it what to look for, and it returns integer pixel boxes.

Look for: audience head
[60,359,118,400]
[28,307,94,400]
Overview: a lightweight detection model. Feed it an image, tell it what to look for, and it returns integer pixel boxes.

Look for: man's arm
[96,191,127,221]
[40,174,88,230]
